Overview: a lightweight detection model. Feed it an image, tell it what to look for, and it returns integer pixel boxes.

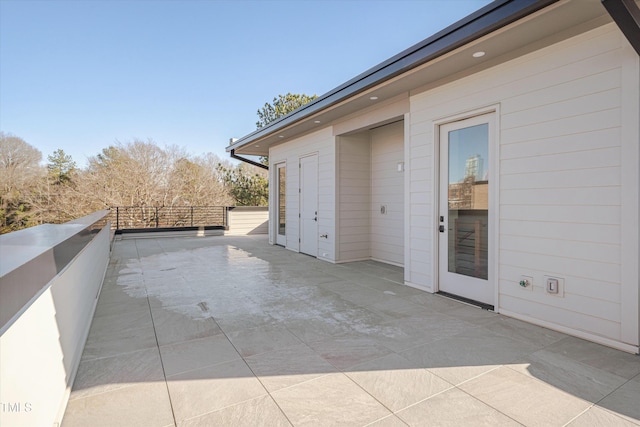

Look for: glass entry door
[438,113,494,306]
[275,163,286,246]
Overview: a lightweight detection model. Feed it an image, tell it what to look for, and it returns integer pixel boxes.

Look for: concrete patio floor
[62,235,640,426]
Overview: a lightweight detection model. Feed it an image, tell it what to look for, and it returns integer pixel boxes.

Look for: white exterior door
[299,154,318,257]
[275,163,286,246]
[438,113,495,306]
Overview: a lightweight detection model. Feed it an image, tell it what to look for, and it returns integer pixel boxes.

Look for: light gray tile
[544,336,640,380]
[167,358,268,423]
[282,317,354,343]
[459,366,591,426]
[360,321,439,353]
[151,306,223,346]
[318,280,367,295]
[180,395,291,427]
[308,336,393,370]
[376,314,473,352]
[360,280,422,298]
[367,297,429,320]
[408,292,464,313]
[226,325,302,357]
[93,296,150,319]
[485,317,567,348]
[566,406,639,426]
[159,334,241,377]
[400,327,540,385]
[365,415,409,427]
[95,286,147,306]
[271,373,391,426]
[72,235,640,427]
[62,382,174,427]
[441,304,501,327]
[328,304,395,337]
[346,353,453,412]
[397,387,520,426]
[337,288,397,308]
[81,324,158,361]
[245,344,337,392]
[86,308,153,337]
[214,311,279,334]
[507,349,628,402]
[70,347,164,400]
[597,378,640,424]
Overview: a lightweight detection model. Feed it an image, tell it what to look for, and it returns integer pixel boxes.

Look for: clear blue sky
[0,0,491,167]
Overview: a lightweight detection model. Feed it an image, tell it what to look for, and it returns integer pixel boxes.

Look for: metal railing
[110,206,228,231]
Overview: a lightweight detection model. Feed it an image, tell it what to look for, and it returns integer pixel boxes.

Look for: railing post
[116,207,120,230]
[155,207,159,228]
[191,206,194,227]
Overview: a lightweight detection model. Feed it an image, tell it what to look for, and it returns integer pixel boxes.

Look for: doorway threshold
[436,291,494,311]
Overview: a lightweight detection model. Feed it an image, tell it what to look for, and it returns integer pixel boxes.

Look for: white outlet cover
[544,276,564,297]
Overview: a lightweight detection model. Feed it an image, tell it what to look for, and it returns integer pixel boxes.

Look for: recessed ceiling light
[314,120,321,124]
[278,135,284,138]
[255,145,260,148]
[370,96,378,100]
[472,51,485,58]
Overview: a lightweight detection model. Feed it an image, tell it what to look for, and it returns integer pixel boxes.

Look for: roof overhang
[602,0,640,55]
[228,0,615,157]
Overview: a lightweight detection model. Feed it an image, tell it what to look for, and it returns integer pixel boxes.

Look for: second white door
[299,154,318,257]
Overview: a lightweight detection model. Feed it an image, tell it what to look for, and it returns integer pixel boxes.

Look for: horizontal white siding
[270,128,336,260]
[337,134,370,261]
[408,23,638,346]
[370,121,404,265]
[226,208,269,235]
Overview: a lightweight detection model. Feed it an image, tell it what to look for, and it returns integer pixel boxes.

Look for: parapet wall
[0,211,111,426]
[225,206,269,236]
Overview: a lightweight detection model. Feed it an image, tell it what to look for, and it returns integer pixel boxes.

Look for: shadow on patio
[62,235,640,426]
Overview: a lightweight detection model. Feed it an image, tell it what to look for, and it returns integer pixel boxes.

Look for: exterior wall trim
[403,113,412,284]
[620,41,640,346]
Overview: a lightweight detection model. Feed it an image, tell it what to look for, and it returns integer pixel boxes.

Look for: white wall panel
[408,23,639,347]
[269,128,336,260]
[371,121,404,265]
[337,133,370,261]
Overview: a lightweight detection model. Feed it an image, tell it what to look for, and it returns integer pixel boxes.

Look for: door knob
[439,225,445,232]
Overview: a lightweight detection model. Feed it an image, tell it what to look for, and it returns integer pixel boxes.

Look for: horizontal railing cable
[110,206,229,231]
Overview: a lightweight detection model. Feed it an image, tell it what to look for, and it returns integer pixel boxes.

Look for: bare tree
[169,153,234,207]
[0,133,44,232]
[0,136,261,232]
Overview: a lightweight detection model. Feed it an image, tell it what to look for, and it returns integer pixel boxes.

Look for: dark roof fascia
[230,149,269,170]
[227,0,558,152]
[602,0,640,55]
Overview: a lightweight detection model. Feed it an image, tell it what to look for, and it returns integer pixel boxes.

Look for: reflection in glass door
[438,113,494,306]
[276,163,286,246]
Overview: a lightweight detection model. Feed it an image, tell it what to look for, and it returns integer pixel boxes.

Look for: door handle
[439,225,445,233]
[314,217,317,222]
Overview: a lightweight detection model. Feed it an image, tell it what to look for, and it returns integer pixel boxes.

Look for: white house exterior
[228,0,640,354]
